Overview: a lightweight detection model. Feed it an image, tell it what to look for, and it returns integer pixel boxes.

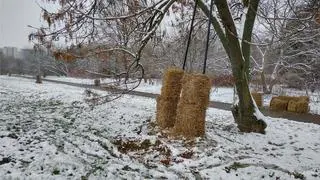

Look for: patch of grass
[291,171,305,179]
[224,162,250,173]
[52,167,60,175]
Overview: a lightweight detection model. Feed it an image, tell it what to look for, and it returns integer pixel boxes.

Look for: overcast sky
[0,0,43,49]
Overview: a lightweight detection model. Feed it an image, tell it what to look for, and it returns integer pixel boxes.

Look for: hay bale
[178,74,211,107]
[270,97,288,111]
[173,73,211,138]
[296,100,309,113]
[173,103,206,137]
[156,68,184,129]
[287,100,298,112]
[271,95,309,113]
[277,96,300,103]
[156,95,180,129]
[299,96,309,103]
[251,92,263,107]
[160,68,184,98]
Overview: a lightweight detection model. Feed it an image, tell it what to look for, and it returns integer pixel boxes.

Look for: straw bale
[156,95,180,129]
[287,100,298,112]
[173,73,211,138]
[270,97,288,111]
[156,68,184,129]
[251,92,263,107]
[277,96,300,103]
[299,96,309,103]
[173,103,206,138]
[296,100,309,113]
[160,68,184,98]
[179,74,211,107]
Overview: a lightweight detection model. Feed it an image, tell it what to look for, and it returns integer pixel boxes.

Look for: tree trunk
[36,75,42,84]
[213,0,266,134]
[261,70,270,94]
[229,48,266,133]
[231,69,267,133]
[268,78,278,94]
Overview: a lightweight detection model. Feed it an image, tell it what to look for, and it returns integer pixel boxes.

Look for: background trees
[250,0,320,93]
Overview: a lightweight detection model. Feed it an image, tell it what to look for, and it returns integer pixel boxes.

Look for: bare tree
[250,0,320,93]
[29,0,271,133]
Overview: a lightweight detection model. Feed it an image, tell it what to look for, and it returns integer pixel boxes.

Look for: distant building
[19,48,37,60]
[2,46,19,58]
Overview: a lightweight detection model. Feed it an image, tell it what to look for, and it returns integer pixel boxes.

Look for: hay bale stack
[160,68,184,97]
[270,95,309,113]
[156,68,184,129]
[178,74,211,107]
[270,97,288,111]
[156,95,180,128]
[251,92,263,107]
[278,96,309,113]
[299,96,309,103]
[296,100,309,113]
[287,100,298,112]
[173,74,211,138]
[277,96,300,103]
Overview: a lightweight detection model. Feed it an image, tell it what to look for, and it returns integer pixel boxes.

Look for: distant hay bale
[277,96,309,113]
[173,73,211,138]
[251,92,263,107]
[270,95,310,113]
[277,96,300,103]
[287,100,298,112]
[156,68,184,129]
[299,96,309,103]
[296,100,309,113]
[270,97,288,111]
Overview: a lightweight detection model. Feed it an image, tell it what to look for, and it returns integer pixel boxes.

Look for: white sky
[0,0,42,48]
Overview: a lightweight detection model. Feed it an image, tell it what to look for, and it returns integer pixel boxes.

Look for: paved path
[13,75,320,125]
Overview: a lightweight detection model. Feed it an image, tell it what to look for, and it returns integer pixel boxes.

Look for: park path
[13,75,320,125]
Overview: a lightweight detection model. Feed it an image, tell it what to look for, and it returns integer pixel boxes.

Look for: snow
[1,75,320,179]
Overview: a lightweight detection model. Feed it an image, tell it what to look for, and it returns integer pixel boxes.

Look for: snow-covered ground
[44,76,320,115]
[1,75,320,179]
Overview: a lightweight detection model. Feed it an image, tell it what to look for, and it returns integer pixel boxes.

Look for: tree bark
[214,0,267,133]
[261,70,269,94]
